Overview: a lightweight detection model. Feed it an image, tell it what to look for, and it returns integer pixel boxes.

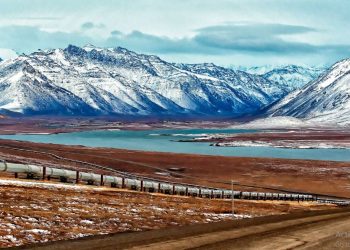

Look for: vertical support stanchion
[231,180,234,219]
[140,180,144,192]
[42,166,46,180]
[43,166,46,180]
[100,174,104,186]
[76,171,79,184]
[199,188,201,198]
[172,185,175,195]
[14,172,18,178]
[122,177,125,189]
[211,190,214,199]
[185,187,188,196]
[158,183,161,193]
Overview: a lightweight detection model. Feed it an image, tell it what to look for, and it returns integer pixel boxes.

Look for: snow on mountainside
[268,59,350,125]
[235,65,324,91]
[239,65,277,75]
[176,63,287,109]
[0,59,96,115]
[230,116,335,129]
[0,45,290,117]
[262,65,325,91]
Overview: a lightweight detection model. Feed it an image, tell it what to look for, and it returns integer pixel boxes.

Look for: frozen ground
[0,178,332,248]
[214,140,350,149]
[230,116,337,129]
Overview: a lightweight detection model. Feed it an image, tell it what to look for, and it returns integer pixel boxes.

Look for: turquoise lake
[0,128,349,162]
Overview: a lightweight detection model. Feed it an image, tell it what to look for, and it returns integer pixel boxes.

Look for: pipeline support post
[100,174,104,186]
[140,180,144,191]
[42,166,46,180]
[76,171,79,184]
[122,178,125,189]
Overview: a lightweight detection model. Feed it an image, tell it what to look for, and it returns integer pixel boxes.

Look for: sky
[0,0,350,67]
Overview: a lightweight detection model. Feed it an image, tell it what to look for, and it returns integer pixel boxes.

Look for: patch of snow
[214,140,350,149]
[0,179,93,191]
[0,235,18,243]
[230,116,330,129]
[80,220,94,225]
[25,229,50,235]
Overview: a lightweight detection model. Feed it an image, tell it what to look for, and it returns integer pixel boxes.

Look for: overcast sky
[0,0,350,67]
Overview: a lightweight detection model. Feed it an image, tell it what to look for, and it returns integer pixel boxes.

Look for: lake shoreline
[178,130,350,150]
[0,138,349,198]
[0,128,350,162]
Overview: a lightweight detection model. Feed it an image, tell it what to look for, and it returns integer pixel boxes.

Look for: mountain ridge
[0,44,294,117]
[268,58,350,125]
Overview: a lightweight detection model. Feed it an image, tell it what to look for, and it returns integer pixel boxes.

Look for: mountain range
[0,44,295,117]
[262,65,325,91]
[268,58,350,125]
[236,65,324,91]
[0,44,348,125]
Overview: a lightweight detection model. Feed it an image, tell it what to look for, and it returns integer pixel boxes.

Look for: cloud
[106,23,350,59]
[0,48,18,60]
[193,23,318,54]
[106,30,202,54]
[15,17,62,20]
[81,22,106,30]
[0,23,349,66]
[81,22,94,29]
[110,30,122,36]
[0,25,95,53]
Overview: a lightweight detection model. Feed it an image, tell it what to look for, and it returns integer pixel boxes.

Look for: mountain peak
[64,44,87,57]
[268,58,350,125]
[262,65,325,91]
[82,43,97,50]
[0,44,322,118]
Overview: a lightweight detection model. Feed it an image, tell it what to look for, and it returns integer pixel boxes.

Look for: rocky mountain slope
[268,59,350,125]
[263,65,324,91]
[237,65,324,91]
[0,45,290,117]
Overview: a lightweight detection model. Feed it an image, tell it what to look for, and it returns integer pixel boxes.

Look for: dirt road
[14,208,350,250]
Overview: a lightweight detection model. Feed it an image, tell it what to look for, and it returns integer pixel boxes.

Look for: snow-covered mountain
[238,65,277,75]
[0,45,290,117]
[268,59,350,125]
[262,65,325,91]
[234,65,324,91]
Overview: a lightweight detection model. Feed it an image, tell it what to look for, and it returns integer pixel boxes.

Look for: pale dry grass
[0,178,335,248]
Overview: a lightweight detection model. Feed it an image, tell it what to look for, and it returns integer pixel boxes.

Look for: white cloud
[0,48,17,60]
[1,0,350,66]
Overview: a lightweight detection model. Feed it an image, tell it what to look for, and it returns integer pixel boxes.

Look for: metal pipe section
[1,162,43,174]
[0,160,346,205]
